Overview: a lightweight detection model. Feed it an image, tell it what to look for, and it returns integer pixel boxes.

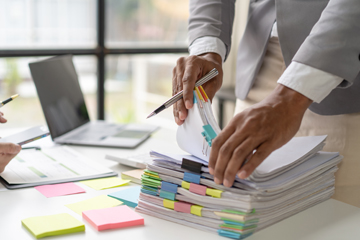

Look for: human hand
[209,84,313,187]
[172,53,223,125]
[0,112,7,123]
[0,143,21,173]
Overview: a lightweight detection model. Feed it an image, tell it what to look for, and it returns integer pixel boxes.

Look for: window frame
[0,0,188,120]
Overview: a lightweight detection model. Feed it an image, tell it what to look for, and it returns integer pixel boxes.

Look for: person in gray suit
[172,0,360,207]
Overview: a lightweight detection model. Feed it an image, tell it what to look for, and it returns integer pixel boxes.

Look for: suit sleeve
[293,0,360,87]
[188,0,236,61]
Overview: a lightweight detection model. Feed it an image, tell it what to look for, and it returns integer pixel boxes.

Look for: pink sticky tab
[35,182,86,198]
[189,183,207,196]
[82,205,144,231]
[174,201,192,213]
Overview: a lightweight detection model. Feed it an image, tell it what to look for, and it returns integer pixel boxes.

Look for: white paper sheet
[0,146,114,184]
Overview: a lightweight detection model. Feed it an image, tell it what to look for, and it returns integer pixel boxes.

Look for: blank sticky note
[66,195,122,215]
[108,186,141,208]
[22,213,85,239]
[82,205,144,231]
[80,177,130,190]
[35,183,86,198]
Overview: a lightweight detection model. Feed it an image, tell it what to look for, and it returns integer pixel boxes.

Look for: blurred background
[0,0,249,131]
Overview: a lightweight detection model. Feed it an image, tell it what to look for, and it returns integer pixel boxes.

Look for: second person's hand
[172,53,223,125]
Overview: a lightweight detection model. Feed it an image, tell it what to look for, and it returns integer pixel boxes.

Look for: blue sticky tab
[201,124,217,147]
[193,91,197,103]
[161,181,178,193]
[159,190,176,200]
[183,172,201,184]
[218,229,241,239]
[141,188,158,196]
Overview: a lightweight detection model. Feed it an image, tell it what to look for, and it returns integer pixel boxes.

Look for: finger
[173,100,185,125]
[182,59,202,109]
[213,129,249,185]
[0,143,21,154]
[238,142,273,179]
[208,124,236,176]
[0,115,7,123]
[223,138,256,187]
[0,153,18,173]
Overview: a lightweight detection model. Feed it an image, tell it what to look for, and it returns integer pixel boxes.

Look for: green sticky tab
[206,188,222,198]
[144,169,159,176]
[181,181,190,190]
[222,209,255,215]
[159,190,176,200]
[201,125,217,146]
[190,205,203,217]
[221,218,259,225]
[220,223,257,231]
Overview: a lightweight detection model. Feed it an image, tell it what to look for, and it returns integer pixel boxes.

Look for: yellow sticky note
[163,199,176,210]
[191,205,203,217]
[81,177,130,190]
[66,195,122,215]
[22,213,85,239]
[206,188,223,198]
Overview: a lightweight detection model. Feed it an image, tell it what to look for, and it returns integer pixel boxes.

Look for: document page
[0,146,113,184]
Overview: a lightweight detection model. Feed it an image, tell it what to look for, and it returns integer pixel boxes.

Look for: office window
[0,0,189,128]
[105,54,187,128]
[106,0,189,48]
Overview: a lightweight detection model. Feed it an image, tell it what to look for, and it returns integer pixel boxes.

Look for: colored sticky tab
[193,91,197,103]
[80,177,130,190]
[201,124,217,147]
[144,169,159,176]
[181,181,190,189]
[190,205,203,217]
[218,229,242,239]
[189,183,207,196]
[174,201,192,213]
[183,172,201,184]
[161,181,178,194]
[66,195,122,215]
[181,158,202,174]
[82,205,144,231]
[195,87,204,101]
[159,190,176,200]
[163,199,176,209]
[108,186,141,208]
[206,188,223,198]
[199,86,209,100]
[22,213,85,239]
[35,182,85,198]
[198,86,208,102]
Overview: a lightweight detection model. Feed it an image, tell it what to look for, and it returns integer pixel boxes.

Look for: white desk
[1,128,360,240]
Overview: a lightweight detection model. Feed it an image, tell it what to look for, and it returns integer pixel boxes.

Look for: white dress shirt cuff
[189,36,227,62]
[278,62,343,103]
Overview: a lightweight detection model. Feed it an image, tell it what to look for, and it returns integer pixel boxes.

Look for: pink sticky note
[35,183,86,198]
[82,205,144,231]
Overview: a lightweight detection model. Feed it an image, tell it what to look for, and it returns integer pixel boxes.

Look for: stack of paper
[136,88,342,239]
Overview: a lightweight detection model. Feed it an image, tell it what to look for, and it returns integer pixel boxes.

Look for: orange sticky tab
[199,86,209,100]
[198,86,208,102]
[195,87,204,101]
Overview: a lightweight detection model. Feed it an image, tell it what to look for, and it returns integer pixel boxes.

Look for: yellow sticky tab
[191,205,203,217]
[206,188,223,198]
[199,86,209,100]
[163,199,175,209]
[144,172,160,178]
[66,195,122,215]
[181,181,190,189]
[195,87,204,101]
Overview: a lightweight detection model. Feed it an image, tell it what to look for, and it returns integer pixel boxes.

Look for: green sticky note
[22,213,85,239]
[66,195,122,215]
[81,177,130,190]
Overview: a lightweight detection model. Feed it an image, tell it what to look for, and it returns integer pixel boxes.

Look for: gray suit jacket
[188,0,360,115]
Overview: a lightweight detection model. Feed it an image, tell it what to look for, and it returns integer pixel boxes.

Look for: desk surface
[1,128,360,240]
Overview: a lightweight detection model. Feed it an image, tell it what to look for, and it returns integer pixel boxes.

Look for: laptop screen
[29,55,90,139]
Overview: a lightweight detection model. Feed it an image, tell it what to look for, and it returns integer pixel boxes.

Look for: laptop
[29,55,158,148]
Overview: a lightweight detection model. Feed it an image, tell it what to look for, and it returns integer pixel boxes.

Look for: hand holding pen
[147,53,223,124]
[0,94,19,123]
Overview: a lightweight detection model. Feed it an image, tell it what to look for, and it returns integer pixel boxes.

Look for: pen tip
[146,112,155,119]
[11,94,19,99]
